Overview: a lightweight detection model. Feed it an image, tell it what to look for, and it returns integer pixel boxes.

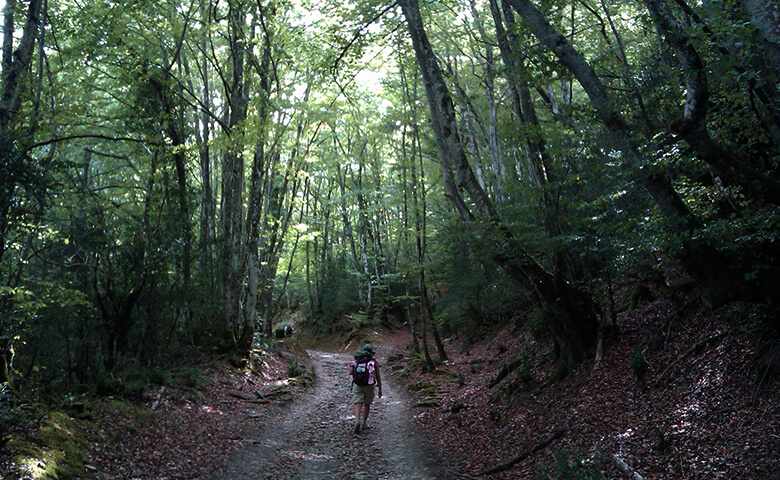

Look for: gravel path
[215,351,449,480]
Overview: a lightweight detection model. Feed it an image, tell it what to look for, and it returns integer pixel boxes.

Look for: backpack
[352,354,373,386]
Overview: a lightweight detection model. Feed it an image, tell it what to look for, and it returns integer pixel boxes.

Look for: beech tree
[0,0,46,387]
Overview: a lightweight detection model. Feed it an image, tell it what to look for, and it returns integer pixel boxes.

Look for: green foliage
[0,385,22,443]
[172,365,207,390]
[431,219,528,343]
[313,252,361,329]
[3,0,780,443]
[287,360,305,378]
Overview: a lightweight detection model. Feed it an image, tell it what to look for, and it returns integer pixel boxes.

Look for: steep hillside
[383,288,780,479]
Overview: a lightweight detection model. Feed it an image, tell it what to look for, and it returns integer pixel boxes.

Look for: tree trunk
[411,129,447,364]
[493,0,560,233]
[743,0,780,77]
[455,78,487,190]
[220,0,248,344]
[336,162,364,301]
[192,9,217,290]
[241,6,274,351]
[356,158,374,309]
[643,0,780,205]
[0,0,43,387]
[0,0,43,137]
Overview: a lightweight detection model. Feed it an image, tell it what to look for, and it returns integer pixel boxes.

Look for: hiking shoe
[361,422,369,431]
[353,422,361,434]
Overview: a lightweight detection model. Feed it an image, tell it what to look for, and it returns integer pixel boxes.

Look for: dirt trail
[215,351,448,480]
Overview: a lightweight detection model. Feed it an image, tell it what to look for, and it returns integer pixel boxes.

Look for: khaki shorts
[351,384,375,405]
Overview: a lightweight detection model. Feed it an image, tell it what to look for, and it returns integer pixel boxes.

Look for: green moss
[103,397,149,420]
[407,381,438,398]
[10,411,88,479]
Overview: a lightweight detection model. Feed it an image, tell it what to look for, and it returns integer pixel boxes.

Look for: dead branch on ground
[611,454,645,480]
[474,429,566,476]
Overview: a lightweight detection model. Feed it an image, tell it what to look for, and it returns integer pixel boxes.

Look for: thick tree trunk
[0,0,43,137]
[743,0,780,77]
[241,9,274,351]
[221,0,248,344]
[642,0,780,205]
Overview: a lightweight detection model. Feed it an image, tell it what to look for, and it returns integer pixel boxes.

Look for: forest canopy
[0,0,778,401]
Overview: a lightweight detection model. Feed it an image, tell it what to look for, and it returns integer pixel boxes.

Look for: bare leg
[362,404,370,423]
[353,402,363,433]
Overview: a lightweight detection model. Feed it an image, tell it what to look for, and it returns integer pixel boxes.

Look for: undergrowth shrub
[173,365,206,389]
[629,349,650,382]
[536,448,607,480]
[287,360,305,378]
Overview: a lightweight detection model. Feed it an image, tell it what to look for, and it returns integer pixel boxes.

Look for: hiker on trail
[347,343,382,434]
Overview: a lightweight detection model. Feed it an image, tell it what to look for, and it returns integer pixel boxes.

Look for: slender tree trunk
[601,0,658,134]
[0,0,44,387]
[336,161,362,278]
[493,0,559,232]
[419,146,446,362]
[356,157,374,309]
[193,9,217,289]
[455,78,487,190]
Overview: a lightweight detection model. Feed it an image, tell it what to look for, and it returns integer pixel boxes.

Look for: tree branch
[25,134,163,152]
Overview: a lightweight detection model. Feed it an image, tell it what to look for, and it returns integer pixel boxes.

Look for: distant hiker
[347,343,382,434]
[284,324,293,337]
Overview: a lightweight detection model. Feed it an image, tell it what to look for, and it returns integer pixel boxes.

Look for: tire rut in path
[216,351,448,480]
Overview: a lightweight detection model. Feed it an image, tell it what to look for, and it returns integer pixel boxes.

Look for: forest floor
[382,289,780,480]
[1,283,779,479]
